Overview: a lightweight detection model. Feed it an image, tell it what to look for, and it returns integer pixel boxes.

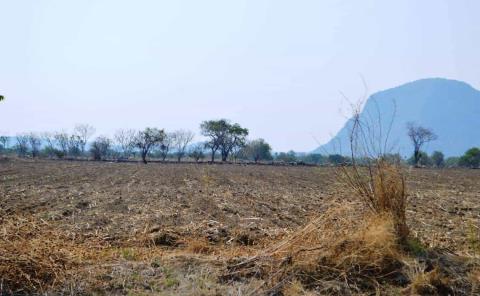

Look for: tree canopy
[134,128,165,164]
[244,139,272,163]
[200,119,249,162]
[459,147,480,168]
[406,122,437,167]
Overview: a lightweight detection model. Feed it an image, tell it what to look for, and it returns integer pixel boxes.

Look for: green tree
[445,157,460,168]
[431,151,445,168]
[328,154,348,165]
[134,128,165,164]
[0,95,4,101]
[302,153,327,165]
[407,151,431,167]
[200,119,248,162]
[459,147,480,168]
[276,151,297,163]
[244,138,272,163]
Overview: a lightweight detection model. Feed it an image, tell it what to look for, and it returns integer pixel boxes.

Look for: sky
[1,0,479,152]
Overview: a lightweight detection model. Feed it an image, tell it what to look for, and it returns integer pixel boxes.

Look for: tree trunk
[211,149,215,162]
[142,151,147,164]
[414,149,420,167]
[221,149,228,162]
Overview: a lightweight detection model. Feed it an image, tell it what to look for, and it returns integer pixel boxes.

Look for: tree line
[0,120,276,164]
[1,110,479,167]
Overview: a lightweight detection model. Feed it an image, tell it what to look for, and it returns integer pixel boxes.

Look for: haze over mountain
[314,78,480,157]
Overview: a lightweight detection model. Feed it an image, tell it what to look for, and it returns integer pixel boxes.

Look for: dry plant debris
[1,159,480,294]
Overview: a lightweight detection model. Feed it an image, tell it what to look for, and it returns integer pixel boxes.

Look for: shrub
[408,151,431,167]
[338,159,409,242]
[431,151,445,167]
[445,156,460,168]
[459,147,480,168]
[275,151,297,163]
[328,154,349,165]
[90,136,111,161]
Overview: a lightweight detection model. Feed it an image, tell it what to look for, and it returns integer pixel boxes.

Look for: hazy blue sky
[1,0,479,151]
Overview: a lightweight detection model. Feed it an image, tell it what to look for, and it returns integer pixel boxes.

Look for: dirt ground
[1,159,480,295]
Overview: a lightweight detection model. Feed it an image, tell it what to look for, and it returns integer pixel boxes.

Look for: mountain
[314,78,480,157]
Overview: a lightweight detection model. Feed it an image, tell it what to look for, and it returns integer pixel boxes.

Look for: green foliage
[134,128,165,164]
[161,267,180,288]
[243,138,272,163]
[407,151,431,166]
[121,248,138,261]
[0,95,4,101]
[444,156,460,168]
[328,154,348,165]
[406,237,427,256]
[380,153,403,165]
[431,151,445,167]
[275,150,297,163]
[200,119,248,162]
[301,153,327,165]
[459,147,480,168]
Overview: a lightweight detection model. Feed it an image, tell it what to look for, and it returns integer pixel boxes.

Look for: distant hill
[314,78,480,157]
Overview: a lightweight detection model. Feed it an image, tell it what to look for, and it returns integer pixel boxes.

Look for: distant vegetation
[1,120,478,168]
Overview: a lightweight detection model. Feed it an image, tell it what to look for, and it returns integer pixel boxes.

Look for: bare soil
[1,159,479,295]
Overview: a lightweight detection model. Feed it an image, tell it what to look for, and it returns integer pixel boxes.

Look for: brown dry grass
[338,159,409,243]
[1,159,480,294]
[0,215,76,294]
[224,203,404,294]
[222,160,479,295]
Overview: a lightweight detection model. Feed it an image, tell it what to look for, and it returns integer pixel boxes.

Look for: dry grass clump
[223,158,480,294]
[223,154,413,294]
[0,215,76,294]
[225,203,406,294]
[338,159,409,243]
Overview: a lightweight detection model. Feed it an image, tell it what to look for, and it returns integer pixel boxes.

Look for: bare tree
[0,135,9,150]
[26,133,42,158]
[90,136,111,161]
[189,143,205,162]
[406,122,437,167]
[114,129,136,159]
[134,128,165,164]
[172,130,194,162]
[41,132,57,157]
[159,132,174,161]
[15,134,29,157]
[68,134,83,158]
[74,124,96,155]
[54,132,70,157]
